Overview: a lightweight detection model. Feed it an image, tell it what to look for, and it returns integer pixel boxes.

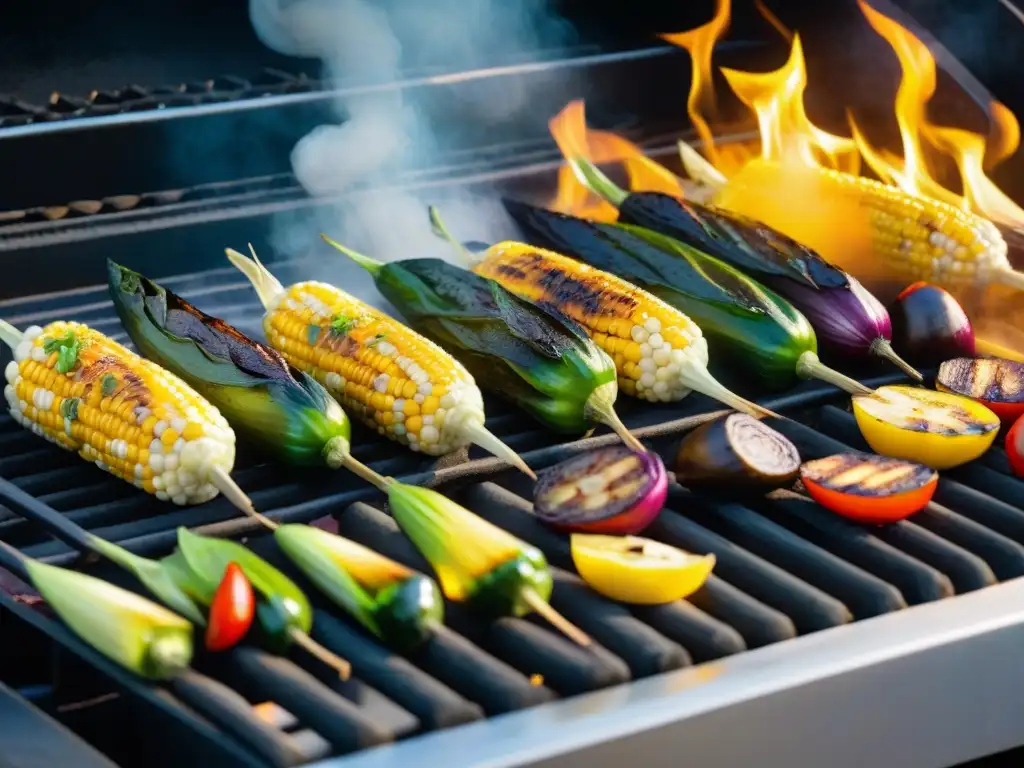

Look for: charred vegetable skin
[468,241,777,419]
[106,261,352,469]
[852,385,1000,470]
[936,358,1024,425]
[504,200,870,394]
[328,247,618,436]
[800,452,937,524]
[569,160,921,381]
[0,319,237,506]
[533,446,667,534]
[674,413,801,492]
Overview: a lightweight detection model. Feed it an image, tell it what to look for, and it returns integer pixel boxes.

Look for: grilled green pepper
[504,200,873,395]
[322,235,643,450]
[106,260,354,471]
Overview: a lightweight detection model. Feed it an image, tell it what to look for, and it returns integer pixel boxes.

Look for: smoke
[248,0,576,291]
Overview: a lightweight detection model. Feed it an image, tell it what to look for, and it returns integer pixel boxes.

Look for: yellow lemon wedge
[851,385,1000,470]
[570,534,715,605]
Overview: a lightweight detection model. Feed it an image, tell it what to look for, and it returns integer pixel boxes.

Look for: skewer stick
[208,466,270,525]
[522,589,591,647]
[288,628,352,680]
[0,318,24,350]
[995,267,1024,293]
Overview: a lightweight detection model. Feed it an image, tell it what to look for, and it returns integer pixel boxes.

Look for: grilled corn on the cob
[226,246,533,477]
[0,319,250,508]
[468,241,776,418]
[710,159,1024,294]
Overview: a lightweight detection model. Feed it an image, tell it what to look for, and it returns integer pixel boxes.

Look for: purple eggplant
[674,413,801,492]
[889,282,975,367]
[533,446,667,535]
[565,156,923,382]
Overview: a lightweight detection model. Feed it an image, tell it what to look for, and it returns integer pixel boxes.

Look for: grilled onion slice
[936,357,1024,425]
[533,446,667,535]
[800,452,937,524]
[852,385,999,469]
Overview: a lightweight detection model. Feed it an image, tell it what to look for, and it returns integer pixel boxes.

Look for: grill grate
[2,261,1024,767]
[0,69,320,129]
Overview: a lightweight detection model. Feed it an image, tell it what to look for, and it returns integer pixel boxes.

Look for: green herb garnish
[43,332,82,374]
[329,314,357,336]
[306,324,321,347]
[60,397,80,421]
[101,373,118,397]
[365,333,387,347]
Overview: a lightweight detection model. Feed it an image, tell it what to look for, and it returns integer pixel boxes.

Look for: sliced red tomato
[1007,415,1024,478]
[800,452,938,524]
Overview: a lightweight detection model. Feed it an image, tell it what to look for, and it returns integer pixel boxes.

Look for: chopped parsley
[43,332,82,375]
[365,333,387,347]
[307,324,321,347]
[101,373,118,397]
[329,314,357,336]
[60,397,80,421]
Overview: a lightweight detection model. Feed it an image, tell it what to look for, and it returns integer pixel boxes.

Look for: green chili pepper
[106,260,353,470]
[503,199,873,395]
[273,523,443,650]
[385,481,591,646]
[321,233,643,451]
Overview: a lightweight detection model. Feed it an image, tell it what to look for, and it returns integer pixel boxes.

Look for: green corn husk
[385,481,591,646]
[86,534,207,625]
[105,260,353,470]
[160,528,351,676]
[24,557,193,679]
[273,523,444,649]
[321,232,642,450]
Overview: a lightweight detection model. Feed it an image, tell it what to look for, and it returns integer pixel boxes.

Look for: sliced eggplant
[674,413,801,492]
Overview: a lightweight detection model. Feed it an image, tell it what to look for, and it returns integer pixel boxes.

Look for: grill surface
[2,256,1024,767]
[3,13,1024,764]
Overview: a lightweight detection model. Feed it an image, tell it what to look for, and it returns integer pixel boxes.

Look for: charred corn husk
[712,160,1024,295]
[107,260,355,475]
[467,242,776,418]
[226,245,533,477]
[0,318,251,509]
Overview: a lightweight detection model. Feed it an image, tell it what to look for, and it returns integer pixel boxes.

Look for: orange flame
[719,34,858,173]
[848,2,1024,228]
[548,100,685,220]
[660,0,731,166]
[855,0,941,198]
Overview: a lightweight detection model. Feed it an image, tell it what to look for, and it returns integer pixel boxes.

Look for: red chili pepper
[205,561,255,652]
[1007,414,1024,479]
